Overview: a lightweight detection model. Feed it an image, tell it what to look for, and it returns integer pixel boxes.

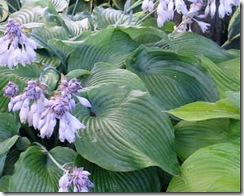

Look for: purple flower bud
[3,81,19,98]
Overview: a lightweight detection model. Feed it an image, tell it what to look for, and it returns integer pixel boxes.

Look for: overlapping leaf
[125,46,218,110]
[9,146,77,192]
[167,142,240,192]
[67,27,139,71]
[74,83,179,175]
[75,155,161,192]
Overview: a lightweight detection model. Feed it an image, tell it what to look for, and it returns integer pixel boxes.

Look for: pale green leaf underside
[167,98,240,121]
[174,119,239,161]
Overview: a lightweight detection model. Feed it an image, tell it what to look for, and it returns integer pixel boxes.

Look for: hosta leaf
[167,98,240,121]
[201,56,240,98]
[0,113,20,141]
[83,62,147,91]
[167,142,240,192]
[65,69,91,80]
[154,32,234,63]
[39,66,61,93]
[125,46,218,110]
[0,0,8,22]
[74,83,180,175]
[75,155,161,192]
[217,57,240,81]
[225,91,240,108]
[68,27,138,71]
[61,15,91,36]
[0,135,19,175]
[0,175,10,192]
[9,1,47,24]
[119,26,168,44]
[9,146,77,192]
[92,6,137,29]
[174,119,240,161]
[50,0,68,12]
[0,64,42,111]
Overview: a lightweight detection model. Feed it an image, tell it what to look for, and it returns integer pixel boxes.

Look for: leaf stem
[34,142,67,172]
[71,0,79,16]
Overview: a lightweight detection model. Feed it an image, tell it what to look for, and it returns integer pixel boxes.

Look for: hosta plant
[0,0,240,192]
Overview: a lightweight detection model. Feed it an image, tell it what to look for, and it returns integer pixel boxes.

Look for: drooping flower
[141,0,155,12]
[58,78,92,110]
[0,19,37,69]
[38,96,86,143]
[59,167,94,192]
[8,80,47,126]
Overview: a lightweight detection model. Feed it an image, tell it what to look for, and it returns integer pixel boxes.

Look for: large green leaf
[119,26,168,44]
[0,64,42,111]
[0,135,19,176]
[125,46,218,110]
[201,56,240,98]
[9,146,77,192]
[74,84,180,175]
[154,32,234,63]
[167,98,240,121]
[92,6,137,29]
[167,142,240,192]
[83,62,147,91]
[67,27,138,71]
[0,175,10,192]
[75,155,161,192]
[174,119,240,161]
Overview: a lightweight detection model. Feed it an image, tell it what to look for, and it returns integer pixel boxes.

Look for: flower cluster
[141,0,240,33]
[59,167,94,192]
[0,19,37,69]
[4,78,91,143]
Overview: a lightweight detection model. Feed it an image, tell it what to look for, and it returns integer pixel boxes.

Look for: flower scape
[0,0,240,193]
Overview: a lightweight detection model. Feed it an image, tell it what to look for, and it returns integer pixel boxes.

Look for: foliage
[0,0,240,192]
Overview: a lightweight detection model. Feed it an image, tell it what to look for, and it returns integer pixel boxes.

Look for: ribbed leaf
[39,66,61,93]
[74,83,180,175]
[201,56,240,98]
[174,119,240,161]
[154,32,234,63]
[92,6,137,29]
[226,91,240,108]
[125,46,218,110]
[0,175,10,192]
[67,27,138,71]
[75,155,161,192]
[167,98,240,121]
[0,0,8,22]
[0,64,42,111]
[0,135,19,175]
[119,26,168,44]
[9,1,47,24]
[61,15,91,36]
[50,0,68,12]
[83,62,147,91]
[167,142,240,192]
[9,146,77,192]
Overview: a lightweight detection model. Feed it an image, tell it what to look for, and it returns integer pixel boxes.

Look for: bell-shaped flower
[58,167,94,192]
[8,80,47,125]
[38,96,86,143]
[0,19,37,69]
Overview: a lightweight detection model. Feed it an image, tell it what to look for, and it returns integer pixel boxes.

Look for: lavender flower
[59,167,94,192]
[38,96,86,143]
[0,19,37,69]
[3,81,19,98]
[8,80,46,126]
[58,78,92,110]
